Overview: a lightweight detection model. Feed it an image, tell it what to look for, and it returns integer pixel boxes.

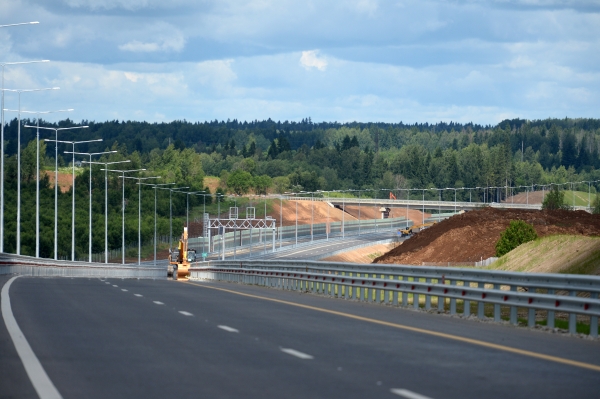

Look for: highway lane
[2,276,599,399]
[247,231,400,260]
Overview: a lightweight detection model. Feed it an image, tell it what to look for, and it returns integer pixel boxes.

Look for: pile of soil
[373,207,600,265]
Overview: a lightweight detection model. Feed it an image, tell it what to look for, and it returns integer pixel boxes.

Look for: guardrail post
[401,277,408,307]
[477,282,485,319]
[569,290,577,334]
[425,278,431,310]
[450,280,456,315]
[393,276,399,306]
[437,277,444,312]
[591,292,598,338]
[463,281,471,316]
[413,285,419,309]
[509,285,518,325]
[493,284,501,322]
[527,287,536,328]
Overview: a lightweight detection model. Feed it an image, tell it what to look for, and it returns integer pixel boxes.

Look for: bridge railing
[0,254,165,279]
[190,260,600,337]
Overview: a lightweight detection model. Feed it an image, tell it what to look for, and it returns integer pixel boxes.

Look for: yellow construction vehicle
[398,221,437,237]
[170,227,196,280]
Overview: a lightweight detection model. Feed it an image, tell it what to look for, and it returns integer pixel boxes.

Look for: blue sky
[1,0,599,124]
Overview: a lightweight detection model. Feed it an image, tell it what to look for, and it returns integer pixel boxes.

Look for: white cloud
[118,29,185,52]
[300,50,328,71]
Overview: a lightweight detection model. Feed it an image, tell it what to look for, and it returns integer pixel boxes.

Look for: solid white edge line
[390,388,433,399]
[280,348,314,360]
[1,276,63,399]
[217,325,239,333]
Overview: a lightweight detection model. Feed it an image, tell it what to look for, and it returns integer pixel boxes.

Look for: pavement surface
[1,274,599,399]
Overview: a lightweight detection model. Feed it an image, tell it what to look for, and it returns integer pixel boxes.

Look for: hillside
[488,235,600,275]
[373,207,600,265]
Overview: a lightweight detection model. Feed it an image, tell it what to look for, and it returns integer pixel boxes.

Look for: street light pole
[60,139,102,261]
[106,169,146,264]
[83,160,130,263]
[65,150,116,262]
[123,176,160,265]
[0,59,49,252]
[35,126,89,259]
[139,182,175,266]
[20,109,74,258]
[3,86,59,255]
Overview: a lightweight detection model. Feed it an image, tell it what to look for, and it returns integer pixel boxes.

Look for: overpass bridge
[288,196,591,213]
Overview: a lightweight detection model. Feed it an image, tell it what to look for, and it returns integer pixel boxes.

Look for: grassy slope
[487,235,600,275]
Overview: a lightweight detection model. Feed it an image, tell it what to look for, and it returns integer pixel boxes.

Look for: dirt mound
[373,207,600,265]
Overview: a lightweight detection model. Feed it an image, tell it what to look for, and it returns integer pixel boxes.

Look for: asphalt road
[2,275,599,399]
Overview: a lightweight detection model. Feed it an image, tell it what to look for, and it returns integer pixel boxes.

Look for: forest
[2,117,600,259]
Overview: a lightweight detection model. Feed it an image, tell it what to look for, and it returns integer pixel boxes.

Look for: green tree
[227,169,252,195]
[495,220,538,257]
[592,195,600,215]
[542,185,569,210]
[252,175,272,195]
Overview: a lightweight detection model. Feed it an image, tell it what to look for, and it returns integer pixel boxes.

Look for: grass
[562,190,595,207]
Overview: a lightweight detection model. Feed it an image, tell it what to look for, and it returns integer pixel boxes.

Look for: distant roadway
[2,275,598,398]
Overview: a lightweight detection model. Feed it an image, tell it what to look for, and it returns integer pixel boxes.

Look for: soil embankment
[373,207,600,265]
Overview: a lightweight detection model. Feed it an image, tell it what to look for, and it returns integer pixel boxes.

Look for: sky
[1,0,599,125]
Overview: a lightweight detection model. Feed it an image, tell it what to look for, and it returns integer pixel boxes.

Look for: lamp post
[167,187,189,250]
[60,139,102,261]
[20,109,75,258]
[139,183,176,266]
[122,176,160,265]
[105,169,145,264]
[0,59,49,252]
[2,86,59,254]
[35,126,89,259]
[84,160,130,263]
[64,150,116,262]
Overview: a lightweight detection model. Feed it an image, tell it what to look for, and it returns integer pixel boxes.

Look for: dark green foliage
[495,220,538,257]
[542,185,570,210]
[592,195,600,215]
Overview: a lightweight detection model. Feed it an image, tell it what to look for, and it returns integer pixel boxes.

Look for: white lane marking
[390,389,434,399]
[1,276,63,399]
[179,311,193,316]
[153,301,164,305]
[134,294,143,297]
[121,289,128,292]
[105,282,110,284]
[218,325,239,333]
[280,348,314,360]
[112,285,118,287]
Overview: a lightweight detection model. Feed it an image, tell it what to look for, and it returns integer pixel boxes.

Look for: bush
[542,185,570,210]
[495,220,538,257]
[592,195,600,214]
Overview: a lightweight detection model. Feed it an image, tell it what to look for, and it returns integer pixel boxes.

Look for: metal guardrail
[0,254,165,279]
[190,260,600,337]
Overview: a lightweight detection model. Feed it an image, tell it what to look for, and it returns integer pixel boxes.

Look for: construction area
[373,207,600,273]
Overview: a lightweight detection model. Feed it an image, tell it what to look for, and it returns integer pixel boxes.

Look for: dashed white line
[2,276,63,399]
[390,389,433,399]
[153,301,164,305]
[134,294,143,297]
[179,311,193,316]
[280,348,314,360]
[112,285,118,287]
[105,282,110,284]
[218,325,239,333]
[121,289,128,292]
